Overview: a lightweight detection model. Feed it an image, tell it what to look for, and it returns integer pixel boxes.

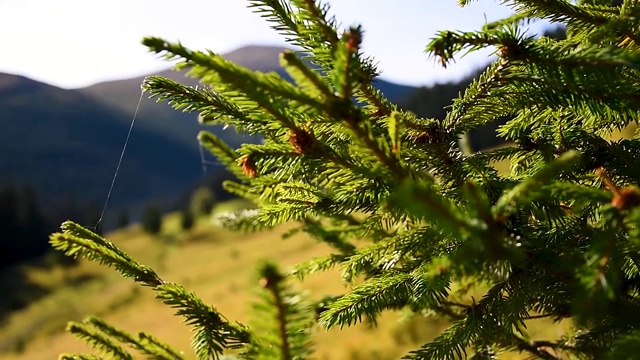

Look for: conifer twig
[507,334,564,360]
[267,279,292,360]
[300,0,338,47]
[342,107,407,179]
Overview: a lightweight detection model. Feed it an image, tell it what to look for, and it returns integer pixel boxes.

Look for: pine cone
[612,187,640,210]
[345,28,362,52]
[290,128,315,154]
[238,155,258,178]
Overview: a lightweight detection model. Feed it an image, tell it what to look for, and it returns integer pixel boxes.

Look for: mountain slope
[1,45,418,228]
[0,73,202,214]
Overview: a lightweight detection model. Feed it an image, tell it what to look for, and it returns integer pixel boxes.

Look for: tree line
[0,183,102,268]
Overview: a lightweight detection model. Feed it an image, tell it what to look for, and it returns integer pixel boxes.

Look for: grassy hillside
[1,199,574,360]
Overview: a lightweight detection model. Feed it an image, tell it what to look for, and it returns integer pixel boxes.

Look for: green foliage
[141,204,163,234]
[51,0,640,359]
[59,316,185,360]
[180,208,195,230]
[51,221,252,360]
[190,186,216,217]
[243,262,314,360]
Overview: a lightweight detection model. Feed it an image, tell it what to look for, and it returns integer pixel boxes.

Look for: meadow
[1,203,449,359]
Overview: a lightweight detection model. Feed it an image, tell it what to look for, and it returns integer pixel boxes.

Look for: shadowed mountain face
[0,73,202,215]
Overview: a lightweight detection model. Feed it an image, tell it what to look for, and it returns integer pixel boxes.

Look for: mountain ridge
[0,44,421,228]
[0,72,203,212]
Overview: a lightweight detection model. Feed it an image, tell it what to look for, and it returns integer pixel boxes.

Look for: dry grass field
[0,213,449,359]
[0,200,570,360]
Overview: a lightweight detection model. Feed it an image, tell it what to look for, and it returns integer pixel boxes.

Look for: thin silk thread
[199,141,222,170]
[94,86,145,231]
[199,142,208,174]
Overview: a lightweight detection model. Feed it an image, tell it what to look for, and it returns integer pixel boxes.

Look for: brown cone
[238,155,258,178]
[290,128,315,154]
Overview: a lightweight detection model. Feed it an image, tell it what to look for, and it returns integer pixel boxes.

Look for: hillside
[0,201,567,360]
[0,73,202,216]
[0,44,421,228]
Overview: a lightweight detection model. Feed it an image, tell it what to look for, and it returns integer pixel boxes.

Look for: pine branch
[291,253,344,280]
[138,333,187,360]
[54,1,640,359]
[51,222,251,360]
[214,208,270,233]
[244,263,314,360]
[50,221,164,286]
[264,266,293,360]
[156,283,252,359]
[387,180,471,239]
[321,263,450,329]
[320,271,413,328]
[66,321,134,360]
[83,316,185,360]
[504,0,615,24]
[142,76,248,124]
[503,334,563,360]
[198,131,247,180]
[280,50,334,99]
[404,321,476,360]
[301,217,356,255]
[59,355,104,360]
[494,150,581,218]
[442,61,510,132]
[143,37,325,122]
[249,0,392,116]
[297,0,339,47]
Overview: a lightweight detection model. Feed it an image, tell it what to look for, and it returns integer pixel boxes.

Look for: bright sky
[0,0,549,89]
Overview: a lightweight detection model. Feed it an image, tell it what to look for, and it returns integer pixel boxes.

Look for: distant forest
[0,170,234,269]
[0,184,102,268]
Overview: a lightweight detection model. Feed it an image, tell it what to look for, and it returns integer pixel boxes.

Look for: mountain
[0,73,203,218]
[0,45,419,230]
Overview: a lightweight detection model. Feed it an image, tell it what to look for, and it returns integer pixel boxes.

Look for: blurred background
[0,1,564,358]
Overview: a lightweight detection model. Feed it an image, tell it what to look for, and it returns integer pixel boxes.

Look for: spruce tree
[180,207,195,230]
[50,0,640,359]
[141,204,163,234]
[190,186,216,217]
[118,210,130,228]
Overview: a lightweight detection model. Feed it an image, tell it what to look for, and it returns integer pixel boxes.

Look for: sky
[0,0,550,89]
